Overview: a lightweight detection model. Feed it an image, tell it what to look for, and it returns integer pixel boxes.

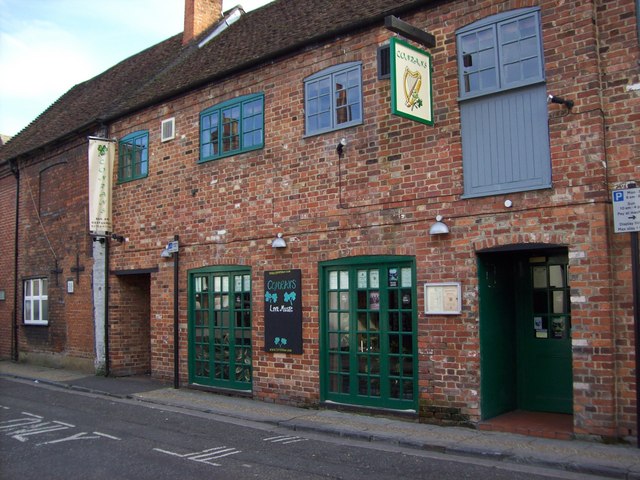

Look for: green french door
[320,257,417,410]
[189,267,252,391]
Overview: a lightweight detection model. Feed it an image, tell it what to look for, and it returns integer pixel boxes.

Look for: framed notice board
[264,269,303,354]
[424,282,461,315]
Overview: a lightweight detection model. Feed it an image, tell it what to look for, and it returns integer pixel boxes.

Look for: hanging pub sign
[390,37,433,126]
[88,137,115,234]
[264,269,303,354]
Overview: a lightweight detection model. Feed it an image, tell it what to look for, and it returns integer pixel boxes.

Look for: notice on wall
[424,282,461,315]
[264,269,302,354]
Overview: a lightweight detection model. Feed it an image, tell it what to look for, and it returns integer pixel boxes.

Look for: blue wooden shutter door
[461,83,551,198]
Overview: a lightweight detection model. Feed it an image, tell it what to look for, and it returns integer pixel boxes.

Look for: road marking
[154,446,242,467]
[263,434,309,444]
[94,431,121,440]
[1,411,118,445]
[37,431,121,446]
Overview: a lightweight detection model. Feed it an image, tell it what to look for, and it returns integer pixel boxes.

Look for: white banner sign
[88,138,115,233]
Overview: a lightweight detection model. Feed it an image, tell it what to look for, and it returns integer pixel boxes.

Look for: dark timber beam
[384,15,436,48]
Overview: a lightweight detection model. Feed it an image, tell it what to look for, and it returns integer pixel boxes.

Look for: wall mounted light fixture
[429,215,449,235]
[547,94,574,110]
[272,233,287,248]
[336,138,347,158]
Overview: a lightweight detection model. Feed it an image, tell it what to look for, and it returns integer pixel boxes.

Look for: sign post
[612,186,640,448]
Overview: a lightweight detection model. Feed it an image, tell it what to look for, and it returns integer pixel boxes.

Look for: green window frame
[188,266,252,391]
[199,93,264,162]
[24,278,48,326]
[118,130,148,182]
[304,62,363,136]
[319,256,417,411]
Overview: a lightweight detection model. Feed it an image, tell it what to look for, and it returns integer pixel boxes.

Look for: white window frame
[24,278,48,326]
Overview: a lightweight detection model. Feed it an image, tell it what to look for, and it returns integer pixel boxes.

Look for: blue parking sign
[613,191,624,202]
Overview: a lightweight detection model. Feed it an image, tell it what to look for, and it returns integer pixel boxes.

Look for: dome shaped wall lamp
[429,215,449,235]
[272,233,287,248]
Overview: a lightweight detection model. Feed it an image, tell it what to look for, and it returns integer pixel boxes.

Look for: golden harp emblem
[403,67,423,110]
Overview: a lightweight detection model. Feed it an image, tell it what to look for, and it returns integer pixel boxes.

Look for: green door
[320,257,417,411]
[479,250,572,418]
[517,255,572,413]
[478,255,518,419]
[189,267,252,391]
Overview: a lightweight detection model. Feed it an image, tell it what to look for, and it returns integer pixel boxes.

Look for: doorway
[112,273,151,376]
[188,266,252,391]
[319,256,418,411]
[478,247,572,420]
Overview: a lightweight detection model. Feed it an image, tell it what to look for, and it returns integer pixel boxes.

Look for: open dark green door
[479,249,572,419]
[478,255,517,419]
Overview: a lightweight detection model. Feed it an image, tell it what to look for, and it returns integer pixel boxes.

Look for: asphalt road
[0,378,603,480]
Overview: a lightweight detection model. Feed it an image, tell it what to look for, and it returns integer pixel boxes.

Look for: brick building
[1,0,638,441]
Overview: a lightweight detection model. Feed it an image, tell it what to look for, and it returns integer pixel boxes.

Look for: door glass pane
[552,291,564,314]
[329,291,338,309]
[549,265,564,288]
[532,266,547,288]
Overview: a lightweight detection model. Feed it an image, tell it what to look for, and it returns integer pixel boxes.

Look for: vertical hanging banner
[390,37,433,126]
[264,269,302,354]
[88,137,115,234]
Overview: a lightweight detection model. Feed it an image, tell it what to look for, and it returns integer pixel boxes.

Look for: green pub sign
[390,37,434,126]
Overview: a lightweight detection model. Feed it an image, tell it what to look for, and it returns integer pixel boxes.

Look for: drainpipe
[105,235,110,377]
[10,159,19,362]
[173,234,180,389]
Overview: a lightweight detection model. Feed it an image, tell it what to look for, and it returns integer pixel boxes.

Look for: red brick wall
[107,0,637,438]
[595,0,640,439]
[16,140,95,367]
[0,165,17,359]
[109,274,151,376]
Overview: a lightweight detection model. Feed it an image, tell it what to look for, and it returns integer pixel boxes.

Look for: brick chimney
[183,0,223,45]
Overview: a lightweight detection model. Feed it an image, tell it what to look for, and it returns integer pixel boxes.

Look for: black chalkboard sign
[264,269,302,354]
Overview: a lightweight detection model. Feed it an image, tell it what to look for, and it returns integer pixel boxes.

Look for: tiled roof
[0,0,427,162]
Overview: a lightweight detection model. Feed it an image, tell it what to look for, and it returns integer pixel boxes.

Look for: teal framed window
[304,62,362,136]
[188,266,252,391]
[118,130,148,182]
[199,93,264,162]
[319,256,417,411]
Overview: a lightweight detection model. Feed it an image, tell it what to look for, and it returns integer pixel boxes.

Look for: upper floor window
[457,8,551,198]
[458,8,544,99]
[118,130,148,182]
[199,93,264,162]
[304,62,362,136]
[24,278,48,326]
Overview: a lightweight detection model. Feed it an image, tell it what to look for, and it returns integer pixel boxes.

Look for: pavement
[1,360,639,479]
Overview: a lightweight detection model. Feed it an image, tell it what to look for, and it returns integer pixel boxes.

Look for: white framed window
[24,278,48,325]
[161,117,175,142]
